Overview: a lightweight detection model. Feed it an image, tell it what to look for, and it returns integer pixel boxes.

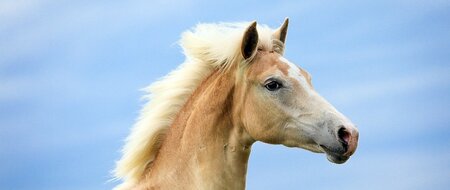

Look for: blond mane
[114,22,278,187]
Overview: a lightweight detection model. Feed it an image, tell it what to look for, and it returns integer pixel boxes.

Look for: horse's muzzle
[340,125,359,157]
[322,125,359,164]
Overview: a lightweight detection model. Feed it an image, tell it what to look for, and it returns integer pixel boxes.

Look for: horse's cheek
[242,91,281,143]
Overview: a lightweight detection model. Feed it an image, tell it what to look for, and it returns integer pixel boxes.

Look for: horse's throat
[147,70,252,189]
[182,71,251,187]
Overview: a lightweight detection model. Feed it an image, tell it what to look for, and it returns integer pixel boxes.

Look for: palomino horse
[114,18,359,190]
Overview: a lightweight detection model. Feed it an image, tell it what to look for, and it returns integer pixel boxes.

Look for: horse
[114,18,359,190]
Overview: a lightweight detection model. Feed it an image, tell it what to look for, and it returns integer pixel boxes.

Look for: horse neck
[145,69,254,189]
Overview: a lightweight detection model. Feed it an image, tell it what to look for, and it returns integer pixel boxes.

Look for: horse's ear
[241,21,259,60]
[273,18,289,44]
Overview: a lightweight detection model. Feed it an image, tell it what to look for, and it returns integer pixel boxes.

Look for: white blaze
[279,57,311,90]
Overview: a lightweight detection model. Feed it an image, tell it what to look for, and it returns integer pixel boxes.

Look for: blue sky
[1,1,449,189]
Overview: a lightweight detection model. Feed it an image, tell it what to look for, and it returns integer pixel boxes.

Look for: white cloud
[0,0,195,65]
[247,143,450,190]
[0,0,47,23]
[326,66,450,106]
[318,65,450,140]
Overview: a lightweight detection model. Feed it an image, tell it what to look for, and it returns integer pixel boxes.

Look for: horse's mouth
[320,145,350,164]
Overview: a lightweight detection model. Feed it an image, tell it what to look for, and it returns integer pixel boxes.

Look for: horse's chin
[293,143,350,164]
[325,152,349,164]
[318,144,350,164]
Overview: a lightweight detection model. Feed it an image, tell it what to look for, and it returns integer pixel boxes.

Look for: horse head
[235,19,359,163]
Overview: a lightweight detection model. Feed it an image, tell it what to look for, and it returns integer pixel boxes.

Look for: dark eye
[265,81,282,91]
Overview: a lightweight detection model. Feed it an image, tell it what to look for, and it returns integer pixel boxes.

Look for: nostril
[337,127,350,146]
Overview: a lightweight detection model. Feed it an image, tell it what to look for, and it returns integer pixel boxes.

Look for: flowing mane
[114,22,279,184]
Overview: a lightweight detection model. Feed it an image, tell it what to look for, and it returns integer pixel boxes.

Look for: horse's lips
[326,153,349,164]
[320,145,350,164]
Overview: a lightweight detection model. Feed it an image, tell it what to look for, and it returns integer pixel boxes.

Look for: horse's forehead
[249,53,289,77]
[279,57,301,76]
[278,56,312,87]
[248,53,311,88]
[253,54,299,75]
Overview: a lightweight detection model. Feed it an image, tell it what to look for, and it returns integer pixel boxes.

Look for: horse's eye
[265,81,282,91]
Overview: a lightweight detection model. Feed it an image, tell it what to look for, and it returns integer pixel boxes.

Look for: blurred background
[1,0,449,189]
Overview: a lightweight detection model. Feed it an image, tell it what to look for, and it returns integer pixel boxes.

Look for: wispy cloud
[0,0,46,23]
[0,0,194,65]
[326,65,450,106]
[247,143,450,190]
